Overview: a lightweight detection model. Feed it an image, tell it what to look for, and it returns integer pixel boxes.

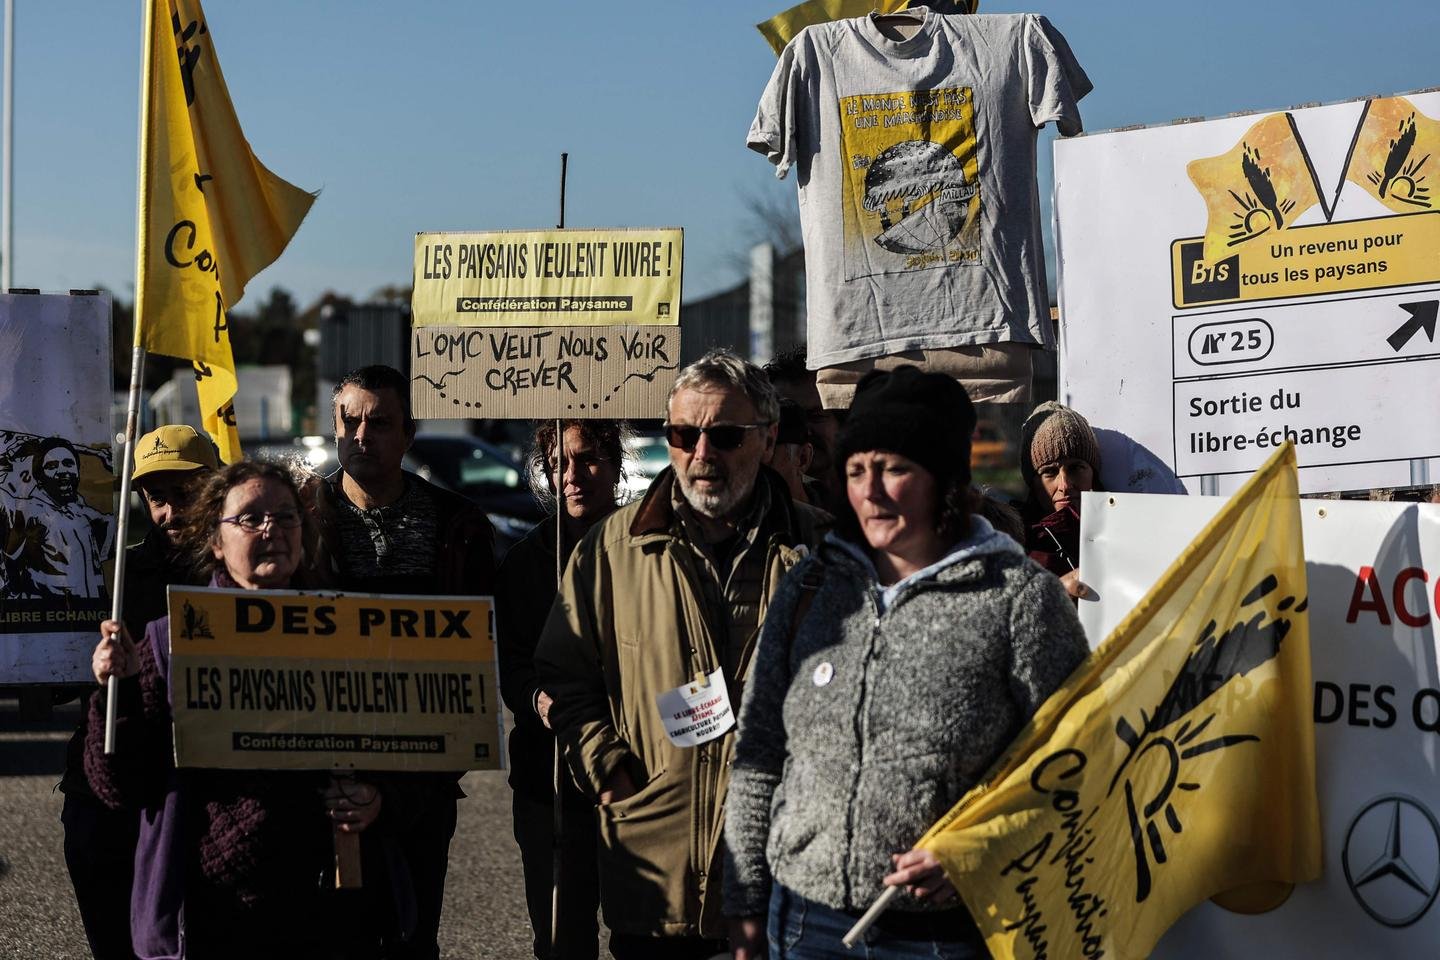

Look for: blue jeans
[767,886,984,959]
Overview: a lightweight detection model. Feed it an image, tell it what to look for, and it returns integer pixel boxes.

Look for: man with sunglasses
[307,364,495,960]
[536,349,827,960]
[58,424,217,960]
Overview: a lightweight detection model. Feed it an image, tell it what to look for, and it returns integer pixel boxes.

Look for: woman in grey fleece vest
[724,367,1089,959]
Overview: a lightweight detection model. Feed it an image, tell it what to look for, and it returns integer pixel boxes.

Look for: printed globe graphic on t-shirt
[863,140,979,254]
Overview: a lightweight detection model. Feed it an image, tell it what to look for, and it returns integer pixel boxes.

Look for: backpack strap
[788,562,825,643]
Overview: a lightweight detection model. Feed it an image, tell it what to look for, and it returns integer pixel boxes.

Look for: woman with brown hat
[1017,401,1103,600]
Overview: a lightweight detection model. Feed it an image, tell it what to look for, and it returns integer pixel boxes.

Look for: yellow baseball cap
[132,425,220,481]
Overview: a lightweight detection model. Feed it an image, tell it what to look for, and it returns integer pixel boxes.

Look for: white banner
[1056,89,1440,496]
[1080,491,1440,953]
[0,293,115,684]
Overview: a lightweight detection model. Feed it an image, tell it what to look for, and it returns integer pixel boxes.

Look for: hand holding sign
[324,774,382,834]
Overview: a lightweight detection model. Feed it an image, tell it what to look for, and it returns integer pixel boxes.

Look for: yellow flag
[1187,113,1322,264]
[136,0,316,462]
[919,442,1320,960]
[758,0,913,55]
[1345,96,1438,213]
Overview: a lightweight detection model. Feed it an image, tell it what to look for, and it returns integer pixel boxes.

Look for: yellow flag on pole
[758,0,914,55]
[136,0,316,462]
[1345,96,1438,213]
[918,442,1320,960]
[1186,113,1323,265]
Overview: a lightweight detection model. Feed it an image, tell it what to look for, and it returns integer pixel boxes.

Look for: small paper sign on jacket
[168,586,499,772]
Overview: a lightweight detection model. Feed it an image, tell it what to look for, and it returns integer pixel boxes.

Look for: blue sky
[8,1,1440,312]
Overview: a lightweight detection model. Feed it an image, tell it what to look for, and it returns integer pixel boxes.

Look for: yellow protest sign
[168,587,500,772]
[136,0,316,462]
[919,443,1321,960]
[411,229,682,328]
[410,228,682,419]
[1169,210,1440,308]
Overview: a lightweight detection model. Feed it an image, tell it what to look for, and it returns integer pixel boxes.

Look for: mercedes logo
[1342,794,1440,928]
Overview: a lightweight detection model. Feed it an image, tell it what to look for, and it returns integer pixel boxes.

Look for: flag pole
[105,0,156,754]
[548,149,569,960]
[842,885,900,948]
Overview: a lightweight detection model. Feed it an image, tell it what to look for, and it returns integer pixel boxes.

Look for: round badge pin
[812,662,834,687]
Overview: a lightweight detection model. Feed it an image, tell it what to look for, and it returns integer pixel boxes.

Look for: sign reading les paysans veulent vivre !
[410,228,682,419]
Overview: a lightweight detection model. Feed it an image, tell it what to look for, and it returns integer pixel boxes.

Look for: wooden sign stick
[334,826,363,889]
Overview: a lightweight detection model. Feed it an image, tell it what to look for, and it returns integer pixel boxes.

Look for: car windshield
[415,438,520,490]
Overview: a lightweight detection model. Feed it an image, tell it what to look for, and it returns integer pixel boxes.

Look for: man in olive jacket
[535,350,827,960]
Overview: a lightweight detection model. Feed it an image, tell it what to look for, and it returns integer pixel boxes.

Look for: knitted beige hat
[1020,402,1101,489]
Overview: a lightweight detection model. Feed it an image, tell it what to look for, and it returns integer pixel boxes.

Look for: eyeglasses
[664,422,770,452]
[220,511,303,533]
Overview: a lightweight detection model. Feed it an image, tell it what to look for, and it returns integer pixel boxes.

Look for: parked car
[970,419,1014,471]
[402,433,542,551]
[621,431,671,500]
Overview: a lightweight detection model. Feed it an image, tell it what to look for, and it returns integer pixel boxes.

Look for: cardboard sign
[0,292,115,685]
[168,586,501,772]
[410,227,682,419]
[1080,493,1440,953]
[410,324,678,419]
[1056,89,1440,496]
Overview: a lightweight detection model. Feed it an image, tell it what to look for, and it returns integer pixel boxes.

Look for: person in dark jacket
[60,424,217,960]
[1016,401,1103,600]
[725,368,1088,959]
[306,365,496,960]
[498,419,626,960]
[88,460,388,959]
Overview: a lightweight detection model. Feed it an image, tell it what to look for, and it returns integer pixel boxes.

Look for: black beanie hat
[835,366,976,489]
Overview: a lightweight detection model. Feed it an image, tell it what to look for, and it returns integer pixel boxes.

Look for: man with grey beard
[536,349,827,960]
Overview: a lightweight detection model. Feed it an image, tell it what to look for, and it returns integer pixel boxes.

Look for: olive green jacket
[534,466,826,938]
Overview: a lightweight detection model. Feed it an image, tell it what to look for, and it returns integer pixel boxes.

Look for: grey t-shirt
[749,10,1091,367]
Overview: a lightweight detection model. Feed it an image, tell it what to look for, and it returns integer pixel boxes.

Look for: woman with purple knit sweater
[87,462,389,959]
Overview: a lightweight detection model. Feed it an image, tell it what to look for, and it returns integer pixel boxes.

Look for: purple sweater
[84,612,333,949]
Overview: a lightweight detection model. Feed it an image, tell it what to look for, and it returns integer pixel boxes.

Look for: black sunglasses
[664,422,770,452]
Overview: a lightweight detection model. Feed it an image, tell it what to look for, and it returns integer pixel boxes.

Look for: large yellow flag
[1345,96,1439,213]
[919,442,1320,960]
[1187,113,1322,264]
[758,0,929,55]
[136,0,316,462]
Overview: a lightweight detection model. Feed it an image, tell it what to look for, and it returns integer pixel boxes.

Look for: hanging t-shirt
[749,10,1091,367]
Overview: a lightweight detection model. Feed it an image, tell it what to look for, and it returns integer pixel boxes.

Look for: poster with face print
[0,292,115,684]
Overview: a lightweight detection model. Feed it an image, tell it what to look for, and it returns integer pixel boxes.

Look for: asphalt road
[0,695,575,960]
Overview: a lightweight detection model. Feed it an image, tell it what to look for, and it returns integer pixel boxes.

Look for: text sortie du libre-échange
[1185,387,1361,455]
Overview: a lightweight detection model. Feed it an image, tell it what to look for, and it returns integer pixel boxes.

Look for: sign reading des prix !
[410,227,682,419]
[168,586,500,772]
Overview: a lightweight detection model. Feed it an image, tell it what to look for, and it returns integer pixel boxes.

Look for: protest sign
[0,292,115,685]
[168,586,501,772]
[1081,492,1440,953]
[411,228,679,420]
[410,228,682,419]
[1056,89,1440,496]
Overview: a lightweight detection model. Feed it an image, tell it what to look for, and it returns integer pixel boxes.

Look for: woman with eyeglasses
[86,461,390,958]
[724,367,1088,959]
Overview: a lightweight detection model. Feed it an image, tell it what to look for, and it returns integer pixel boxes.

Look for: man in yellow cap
[60,424,218,960]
